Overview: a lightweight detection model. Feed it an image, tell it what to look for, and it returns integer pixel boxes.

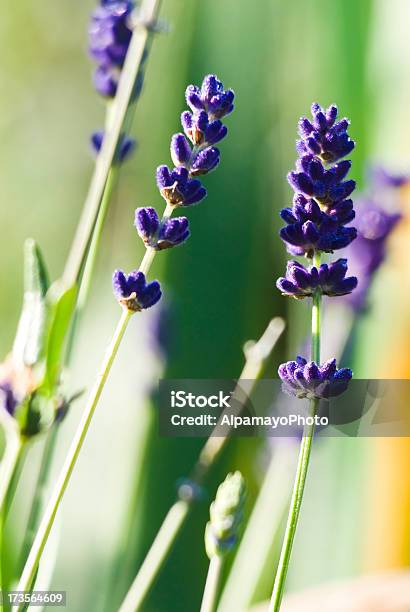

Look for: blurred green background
[2,0,410,610]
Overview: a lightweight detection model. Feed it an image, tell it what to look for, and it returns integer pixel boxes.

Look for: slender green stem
[15,193,175,605]
[15,308,131,606]
[65,167,119,366]
[311,251,321,363]
[63,0,163,287]
[269,253,322,612]
[0,420,23,517]
[200,556,224,612]
[19,426,59,573]
[118,501,189,612]
[118,319,285,611]
[0,426,24,611]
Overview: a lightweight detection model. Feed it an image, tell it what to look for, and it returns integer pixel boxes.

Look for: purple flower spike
[91,130,136,163]
[156,165,207,207]
[190,147,220,176]
[89,0,134,97]
[112,269,161,311]
[278,356,352,400]
[277,259,357,299]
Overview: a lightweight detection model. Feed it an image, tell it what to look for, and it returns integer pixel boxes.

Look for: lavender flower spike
[277,259,357,299]
[89,1,135,97]
[156,74,234,208]
[278,356,352,401]
[112,269,161,311]
[270,102,356,610]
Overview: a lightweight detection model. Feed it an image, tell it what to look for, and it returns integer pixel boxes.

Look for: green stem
[269,253,322,612]
[0,432,24,612]
[118,319,285,611]
[19,426,59,573]
[65,167,119,366]
[118,501,189,612]
[200,556,224,612]
[15,193,175,606]
[15,308,131,606]
[0,423,23,517]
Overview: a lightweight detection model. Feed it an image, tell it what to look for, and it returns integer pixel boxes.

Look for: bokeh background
[1,0,410,610]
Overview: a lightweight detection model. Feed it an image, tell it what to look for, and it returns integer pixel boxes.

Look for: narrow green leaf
[42,283,77,395]
[12,239,50,367]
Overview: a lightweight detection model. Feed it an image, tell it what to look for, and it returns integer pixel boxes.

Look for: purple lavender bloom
[112,269,161,311]
[281,105,356,258]
[280,217,357,257]
[134,207,160,246]
[89,0,134,97]
[134,207,190,249]
[91,130,136,163]
[190,147,220,176]
[277,259,357,299]
[288,155,355,208]
[158,217,190,249]
[278,356,352,400]
[185,75,234,119]
[170,134,192,167]
[0,381,18,416]
[181,111,228,146]
[156,165,207,207]
[297,103,355,163]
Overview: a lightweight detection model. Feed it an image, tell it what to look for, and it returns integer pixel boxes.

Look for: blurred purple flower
[343,200,401,311]
[91,130,136,163]
[89,0,134,97]
[0,381,18,416]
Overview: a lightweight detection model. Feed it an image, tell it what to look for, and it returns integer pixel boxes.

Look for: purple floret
[134,207,190,249]
[278,356,352,400]
[185,75,234,120]
[112,269,161,311]
[296,103,355,163]
[156,165,207,206]
[277,259,357,299]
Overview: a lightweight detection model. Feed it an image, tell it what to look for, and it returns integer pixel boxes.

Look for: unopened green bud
[205,471,246,559]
